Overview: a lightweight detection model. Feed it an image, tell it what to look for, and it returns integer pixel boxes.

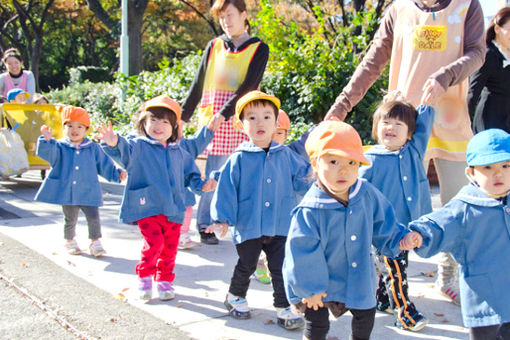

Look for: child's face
[272,128,288,145]
[241,104,277,148]
[64,121,88,143]
[469,161,510,197]
[376,117,410,151]
[12,93,28,104]
[144,114,173,145]
[316,153,360,201]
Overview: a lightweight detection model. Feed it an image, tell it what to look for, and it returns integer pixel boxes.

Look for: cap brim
[467,152,510,166]
[237,95,281,116]
[319,149,370,166]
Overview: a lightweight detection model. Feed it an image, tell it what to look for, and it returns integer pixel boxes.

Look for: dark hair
[372,100,417,141]
[486,7,510,46]
[136,107,179,143]
[33,93,49,104]
[239,99,278,121]
[211,0,251,34]
[2,48,23,63]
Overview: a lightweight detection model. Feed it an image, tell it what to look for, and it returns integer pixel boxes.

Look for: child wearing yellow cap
[283,120,420,340]
[206,90,311,329]
[35,106,126,257]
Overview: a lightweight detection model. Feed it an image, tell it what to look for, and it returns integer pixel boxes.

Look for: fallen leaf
[420,270,435,277]
[115,293,127,302]
[204,291,209,297]
[21,262,28,268]
[434,313,444,317]
[66,260,76,267]
[327,337,340,340]
[51,252,57,255]
[264,319,274,325]
[110,318,116,322]
[441,319,450,323]
[176,304,184,308]
[121,287,130,292]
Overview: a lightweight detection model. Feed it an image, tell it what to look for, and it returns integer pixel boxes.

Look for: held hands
[302,292,327,311]
[96,121,118,147]
[421,79,446,105]
[119,170,127,182]
[201,179,217,192]
[40,125,53,141]
[399,231,423,250]
[205,222,228,238]
[207,114,225,132]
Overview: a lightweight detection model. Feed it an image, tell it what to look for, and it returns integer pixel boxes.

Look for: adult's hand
[421,79,446,106]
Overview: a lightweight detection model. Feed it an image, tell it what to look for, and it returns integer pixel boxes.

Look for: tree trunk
[127,0,148,75]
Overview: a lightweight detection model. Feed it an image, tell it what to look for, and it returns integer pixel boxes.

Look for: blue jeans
[196,155,229,232]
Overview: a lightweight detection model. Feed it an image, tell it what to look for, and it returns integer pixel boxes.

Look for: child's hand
[207,114,224,132]
[202,179,217,192]
[119,170,127,182]
[205,222,228,238]
[40,125,52,141]
[96,121,118,147]
[399,231,423,250]
[302,292,327,311]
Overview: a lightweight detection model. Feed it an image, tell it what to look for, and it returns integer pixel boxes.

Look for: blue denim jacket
[211,141,311,244]
[102,135,204,224]
[35,136,121,206]
[283,180,409,309]
[410,184,510,327]
[359,105,434,224]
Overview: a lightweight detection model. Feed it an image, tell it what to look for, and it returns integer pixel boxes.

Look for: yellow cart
[0,103,63,176]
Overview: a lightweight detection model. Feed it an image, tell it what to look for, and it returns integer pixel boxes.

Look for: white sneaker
[178,233,195,250]
[276,307,305,330]
[157,281,175,301]
[64,239,81,255]
[89,240,106,257]
[224,292,250,319]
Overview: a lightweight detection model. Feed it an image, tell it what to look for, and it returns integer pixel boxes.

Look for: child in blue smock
[358,96,434,331]
[35,106,126,257]
[98,95,216,301]
[206,90,311,330]
[405,129,510,340]
[283,120,420,340]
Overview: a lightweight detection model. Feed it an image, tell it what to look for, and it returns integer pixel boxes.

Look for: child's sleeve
[289,150,312,196]
[408,202,464,258]
[36,136,59,166]
[182,150,205,194]
[371,188,410,258]
[283,208,328,304]
[101,135,133,169]
[210,157,239,226]
[287,128,313,161]
[358,155,374,182]
[93,144,122,183]
[411,105,435,157]
[178,126,214,159]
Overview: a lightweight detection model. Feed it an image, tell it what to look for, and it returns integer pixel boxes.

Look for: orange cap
[234,90,280,129]
[144,95,181,122]
[305,120,370,165]
[61,106,90,127]
[277,110,290,131]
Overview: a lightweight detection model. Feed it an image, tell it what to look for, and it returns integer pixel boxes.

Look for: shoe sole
[178,242,195,250]
[90,250,106,257]
[139,291,152,301]
[277,317,304,330]
[224,300,250,319]
[397,318,429,332]
[439,289,461,306]
[159,293,175,301]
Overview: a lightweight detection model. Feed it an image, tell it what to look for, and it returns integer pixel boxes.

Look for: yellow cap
[234,90,281,129]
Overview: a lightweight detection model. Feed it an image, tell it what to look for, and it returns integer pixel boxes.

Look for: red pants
[136,214,180,282]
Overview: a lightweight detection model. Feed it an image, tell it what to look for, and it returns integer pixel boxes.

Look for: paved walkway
[0,171,467,339]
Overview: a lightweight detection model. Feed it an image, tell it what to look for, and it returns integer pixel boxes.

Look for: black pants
[229,236,288,308]
[304,306,376,340]
[470,323,510,340]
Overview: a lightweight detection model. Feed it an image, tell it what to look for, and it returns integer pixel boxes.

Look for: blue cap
[466,129,510,166]
[6,88,29,102]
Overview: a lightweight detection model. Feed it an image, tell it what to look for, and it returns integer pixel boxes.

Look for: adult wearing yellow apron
[325,0,485,306]
[181,0,269,245]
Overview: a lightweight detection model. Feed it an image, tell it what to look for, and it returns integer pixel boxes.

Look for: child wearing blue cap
[6,88,29,103]
[404,129,510,340]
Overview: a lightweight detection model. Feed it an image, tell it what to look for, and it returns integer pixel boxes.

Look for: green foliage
[69,66,113,84]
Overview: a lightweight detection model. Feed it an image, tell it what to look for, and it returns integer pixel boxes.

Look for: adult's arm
[326,7,395,121]
[0,74,5,95]
[181,40,215,122]
[428,0,485,91]
[467,48,494,118]
[216,42,269,120]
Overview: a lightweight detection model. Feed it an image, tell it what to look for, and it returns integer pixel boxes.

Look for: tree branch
[178,0,219,36]
[86,0,118,32]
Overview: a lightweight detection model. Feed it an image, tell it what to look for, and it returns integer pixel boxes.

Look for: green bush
[69,66,113,84]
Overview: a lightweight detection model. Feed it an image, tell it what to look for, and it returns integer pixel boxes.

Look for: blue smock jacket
[178,126,214,207]
[102,135,204,224]
[35,136,121,206]
[211,141,311,244]
[359,105,434,224]
[409,184,510,327]
[283,180,409,309]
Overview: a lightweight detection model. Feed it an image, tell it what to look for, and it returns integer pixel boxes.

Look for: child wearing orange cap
[206,90,310,329]
[283,120,420,340]
[35,106,126,257]
[98,95,217,301]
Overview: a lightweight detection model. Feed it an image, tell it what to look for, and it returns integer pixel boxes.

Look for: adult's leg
[350,307,376,340]
[497,322,510,340]
[62,205,80,240]
[304,307,330,340]
[195,155,229,232]
[229,238,262,298]
[80,205,101,240]
[469,325,499,340]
